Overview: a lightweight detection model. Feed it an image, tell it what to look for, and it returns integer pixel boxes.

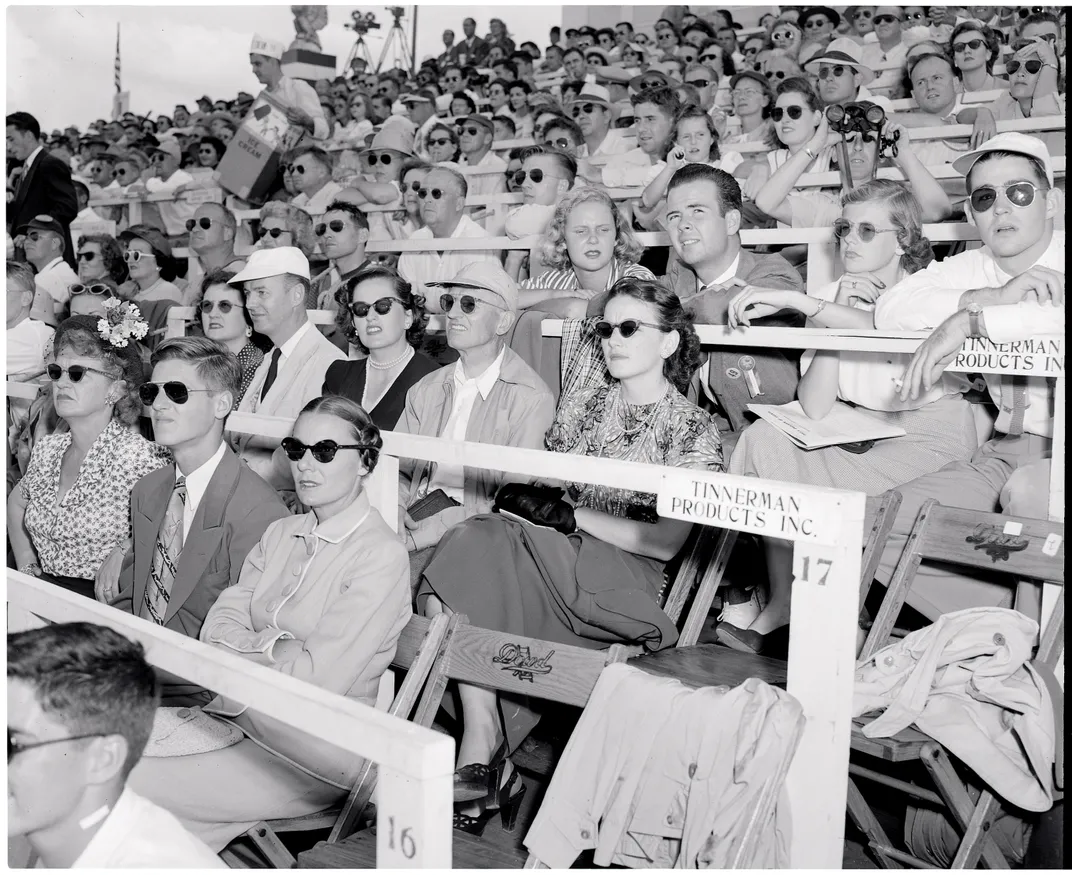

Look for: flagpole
[410,6,418,77]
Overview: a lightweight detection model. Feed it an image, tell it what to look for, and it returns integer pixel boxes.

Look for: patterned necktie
[261,348,282,401]
[144,477,186,624]
[1002,375,1028,436]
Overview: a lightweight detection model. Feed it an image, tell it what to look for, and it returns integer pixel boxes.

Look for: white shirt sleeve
[983,302,1065,343]
[873,251,986,330]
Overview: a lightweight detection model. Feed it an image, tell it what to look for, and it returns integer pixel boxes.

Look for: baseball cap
[428,261,518,312]
[150,140,182,161]
[229,246,311,284]
[458,115,495,136]
[952,132,1055,187]
[17,214,65,236]
[730,70,770,91]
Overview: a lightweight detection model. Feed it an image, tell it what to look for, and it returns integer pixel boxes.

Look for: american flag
[114,23,121,93]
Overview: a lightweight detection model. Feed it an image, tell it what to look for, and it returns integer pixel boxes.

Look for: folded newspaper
[747,400,906,450]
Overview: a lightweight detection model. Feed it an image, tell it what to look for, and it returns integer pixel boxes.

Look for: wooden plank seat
[299,827,529,869]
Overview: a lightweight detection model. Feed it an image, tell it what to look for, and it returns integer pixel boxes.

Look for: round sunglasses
[199,300,238,314]
[818,65,850,79]
[284,163,308,174]
[124,250,157,264]
[513,168,558,186]
[280,437,374,463]
[544,137,572,150]
[185,217,215,231]
[771,106,805,121]
[350,296,402,318]
[46,363,116,382]
[571,103,602,117]
[139,381,216,405]
[68,282,111,297]
[418,187,446,200]
[366,152,394,165]
[257,226,288,239]
[315,219,349,236]
[440,293,505,314]
[593,319,662,339]
[833,219,898,242]
[969,181,1039,213]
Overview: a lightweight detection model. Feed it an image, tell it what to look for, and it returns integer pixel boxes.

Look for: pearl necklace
[368,346,413,371]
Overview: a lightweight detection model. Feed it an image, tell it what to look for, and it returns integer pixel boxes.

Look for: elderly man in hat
[228,247,346,492]
[248,32,328,141]
[17,215,79,323]
[125,139,196,238]
[402,90,440,156]
[804,37,891,110]
[284,143,343,218]
[395,260,555,576]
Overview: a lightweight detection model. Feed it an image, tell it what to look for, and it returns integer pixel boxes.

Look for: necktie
[1002,375,1028,436]
[144,477,186,624]
[261,348,282,401]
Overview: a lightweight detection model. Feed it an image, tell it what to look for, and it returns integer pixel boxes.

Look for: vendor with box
[248,33,329,142]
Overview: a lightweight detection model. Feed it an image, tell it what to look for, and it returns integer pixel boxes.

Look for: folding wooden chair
[222,612,453,869]
[848,499,1065,869]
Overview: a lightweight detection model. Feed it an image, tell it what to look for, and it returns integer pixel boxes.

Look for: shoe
[716,622,791,658]
[453,770,526,836]
[717,586,762,629]
[453,739,507,803]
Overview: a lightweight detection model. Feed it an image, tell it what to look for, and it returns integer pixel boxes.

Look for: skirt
[39,571,95,599]
[728,396,978,496]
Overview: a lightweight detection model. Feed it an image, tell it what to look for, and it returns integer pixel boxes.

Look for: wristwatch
[966,302,984,339]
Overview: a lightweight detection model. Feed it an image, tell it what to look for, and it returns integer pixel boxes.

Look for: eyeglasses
[9,730,105,762]
[1006,59,1049,75]
[256,226,288,239]
[571,103,602,117]
[46,363,116,383]
[852,9,873,19]
[418,187,445,200]
[350,296,402,318]
[285,163,307,175]
[637,78,665,90]
[139,381,216,405]
[700,52,721,63]
[316,220,351,236]
[366,152,394,165]
[124,250,157,263]
[440,293,506,314]
[76,251,97,262]
[873,15,899,25]
[199,299,237,314]
[1018,6,1045,18]
[686,77,713,88]
[771,106,804,121]
[25,231,52,242]
[112,168,131,178]
[818,65,850,79]
[544,137,571,150]
[185,217,215,231]
[592,319,663,339]
[742,46,760,55]
[513,168,559,186]
[198,147,216,155]
[428,137,453,147]
[458,126,483,137]
[968,181,1040,213]
[804,17,830,29]
[832,219,899,242]
[904,10,924,20]
[732,88,762,99]
[280,437,373,463]
[68,283,111,297]
[150,153,168,163]
[772,30,796,41]
[953,38,987,52]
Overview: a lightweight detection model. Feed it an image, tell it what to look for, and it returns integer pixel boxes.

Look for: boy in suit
[103,337,288,705]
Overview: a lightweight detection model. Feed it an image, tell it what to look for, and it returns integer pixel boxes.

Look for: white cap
[952,132,1055,187]
[229,247,310,284]
[250,33,286,60]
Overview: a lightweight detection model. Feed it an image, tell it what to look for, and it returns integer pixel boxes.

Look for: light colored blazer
[231,321,346,490]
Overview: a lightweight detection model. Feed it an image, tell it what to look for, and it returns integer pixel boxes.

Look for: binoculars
[825,102,887,138]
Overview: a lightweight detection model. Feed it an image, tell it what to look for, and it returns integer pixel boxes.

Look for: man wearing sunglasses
[397,261,554,559]
[859,7,906,96]
[804,38,890,110]
[309,200,374,330]
[871,133,1064,620]
[106,338,287,700]
[283,144,343,219]
[16,214,79,324]
[572,84,630,170]
[230,247,345,491]
[7,623,226,868]
[456,114,508,226]
[504,148,578,280]
[127,140,195,239]
[184,204,246,307]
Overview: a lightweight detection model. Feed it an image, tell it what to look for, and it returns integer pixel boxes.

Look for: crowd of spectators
[5,4,1066,869]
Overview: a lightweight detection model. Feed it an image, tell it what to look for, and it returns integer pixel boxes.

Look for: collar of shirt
[699,252,741,290]
[177,441,227,522]
[453,344,505,400]
[278,319,313,361]
[39,256,65,275]
[293,488,372,547]
[23,145,44,172]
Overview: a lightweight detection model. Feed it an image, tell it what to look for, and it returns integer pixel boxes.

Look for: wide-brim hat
[584,47,611,65]
[804,37,874,85]
[229,246,310,284]
[799,6,841,27]
[362,120,417,156]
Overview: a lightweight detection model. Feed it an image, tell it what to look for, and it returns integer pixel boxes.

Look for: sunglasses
[593,319,662,339]
[112,168,131,178]
[124,250,157,263]
[25,231,51,242]
[350,296,402,318]
[1019,6,1044,17]
[428,137,454,147]
[969,181,1039,213]
[68,282,111,297]
[199,299,238,314]
[458,126,483,137]
[853,9,873,19]
[440,293,505,314]
[139,381,216,405]
[315,220,350,236]
[150,153,168,163]
[571,103,601,117]
[280,437,373,463]
[904,11,924,20]
[418,188,445,200]
[771,105,804,121]
[46,363,116,382]
[198,147,216,154]
[772,30,797,41]
[1006,59,1048,75]
[8,731,105,762]
[743,46,760,55]
[544,137,572,151]
[366,152,394,165]
[873,15,899,25]
[185,217,215,231]
[257,226,288,239]
[804,18,830,29]
[285,163,307,174]
[513,168,558,186]
[818,65,850,79]
[833,219,899,242]
[76,251,97,262]
[638,78,665,89]
[406,180,426,192]
[953,38,987,52]
[686,77,713,88]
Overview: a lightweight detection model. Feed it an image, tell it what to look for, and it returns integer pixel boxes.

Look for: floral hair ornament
[97,299,149,349]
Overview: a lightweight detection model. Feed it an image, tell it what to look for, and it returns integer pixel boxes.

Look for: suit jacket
[111,447,289,704]
[8,150,79,269]
[232,323,346,491]
[450,35,489,65]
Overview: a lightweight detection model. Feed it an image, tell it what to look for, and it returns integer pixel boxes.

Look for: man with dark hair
[540,44,564,73]
[438,28,456,67]
[285,144,343,218]
[541,115,584,158]
[7,111,78,269]
[103,337,287,705]
[7,622,224,867]
[310,199,374,332]
[453,17,489,66]
[601,85,680,196]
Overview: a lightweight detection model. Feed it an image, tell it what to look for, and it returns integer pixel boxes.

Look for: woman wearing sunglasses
[984,37,1063,158]
[722,180,976,654]
[8,314,170,599]
[254,201,317,259]
[195,136,226,171]
[117,225,182,308]
[948,21,1009,93]
[425,123,461,163]
[75,233,128,286]
[415,277,723,832]
[198,268,264,407]
[127,394,411,852]
[322,267,438,429]
[339,91,375,148]
[769,17,804,61]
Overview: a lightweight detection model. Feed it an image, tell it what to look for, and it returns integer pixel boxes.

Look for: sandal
[453,770,527,836]
[453,739,507,803]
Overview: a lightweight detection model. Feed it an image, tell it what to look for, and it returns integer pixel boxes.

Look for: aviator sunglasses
[592,319,662,339]
[280,437,374,463]
[968,181,1040,213]
[513,168,558,186]
[139,381,216,405]
[315,219,349,236]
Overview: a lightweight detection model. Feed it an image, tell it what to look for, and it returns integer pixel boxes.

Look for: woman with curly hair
[322,267,439,429]
[198,268,264,407]
[415,276,724,832]
[8,313,170,598]
[425,123,461,163]
[75,233,128,286]
[254,201,317,261]
[948,20,1010,93]
[722,180,977,654]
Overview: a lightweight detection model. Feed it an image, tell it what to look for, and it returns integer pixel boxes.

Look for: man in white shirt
[18,214,79,324]
[860,6,907,95]
[125,140,195,238]
[248,33,328,142]
[230,247,345,492]
[457,114,508,216]
[182,203,246,306]
[285,144,343,218]
[804,38,892,111]
[7,622,225,868]
[870,133,1064,620]
[6,262,54,379]
[572,84,631,171]
[399,166,498,312]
